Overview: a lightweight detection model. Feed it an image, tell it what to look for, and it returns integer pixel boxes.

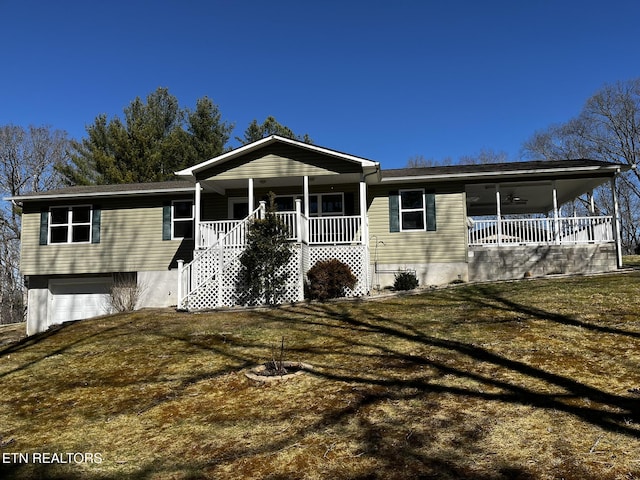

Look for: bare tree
[459,148,510,165]
[0,125,69,323]
[523,78,640,253]
[406,149,509,169]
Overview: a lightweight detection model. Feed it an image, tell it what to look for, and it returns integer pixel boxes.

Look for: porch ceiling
[200,172,364,194]
[466,176,610,216]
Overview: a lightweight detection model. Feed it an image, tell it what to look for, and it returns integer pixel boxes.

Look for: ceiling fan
[504,193,528,205]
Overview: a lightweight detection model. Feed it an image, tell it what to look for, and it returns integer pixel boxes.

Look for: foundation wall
[468,244,617,282]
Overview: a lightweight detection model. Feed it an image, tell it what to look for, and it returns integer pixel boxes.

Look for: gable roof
[175,135,380,178]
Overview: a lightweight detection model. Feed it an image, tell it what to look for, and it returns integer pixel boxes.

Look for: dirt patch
[245,361,314,382]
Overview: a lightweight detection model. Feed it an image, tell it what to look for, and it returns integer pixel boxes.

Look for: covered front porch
[177,193,370,311]
[464,170,623,281]
[194,173,369,249]
[465,173,622,262]
[174,135,380,311]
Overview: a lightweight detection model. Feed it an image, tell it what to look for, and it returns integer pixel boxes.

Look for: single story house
[8,135,627,335]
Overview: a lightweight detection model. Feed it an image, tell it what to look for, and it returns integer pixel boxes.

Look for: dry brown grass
[1,272,640,479]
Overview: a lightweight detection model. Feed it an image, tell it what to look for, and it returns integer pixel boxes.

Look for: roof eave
[5,186,196,202]
[381,164,627,184]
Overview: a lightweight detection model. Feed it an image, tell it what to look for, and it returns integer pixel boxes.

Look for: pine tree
[60,88,233,185]
[237,116,312,145]
[238,194,294,305]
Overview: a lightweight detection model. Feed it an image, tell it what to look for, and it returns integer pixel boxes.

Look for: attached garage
[48,277,113,328]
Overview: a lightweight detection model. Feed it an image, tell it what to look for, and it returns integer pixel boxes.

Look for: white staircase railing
[177,203,266,310]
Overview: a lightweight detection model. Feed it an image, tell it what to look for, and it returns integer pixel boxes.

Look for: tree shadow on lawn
[0,320,126,381]
[2,297,635,479]
[279,299,640,439]
[452,283,640,339]
[157,293,634,477]
[120,297,620,479]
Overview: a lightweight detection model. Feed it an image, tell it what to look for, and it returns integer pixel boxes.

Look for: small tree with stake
[238,193,293,305]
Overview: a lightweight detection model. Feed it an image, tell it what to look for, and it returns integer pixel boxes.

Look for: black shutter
[389,191,399,232]
[426,191,436,231]
[39,209,49,245]
[91,206,101,244]
[162,203,172,240]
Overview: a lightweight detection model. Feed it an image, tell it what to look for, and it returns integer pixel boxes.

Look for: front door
[228,198,249,220]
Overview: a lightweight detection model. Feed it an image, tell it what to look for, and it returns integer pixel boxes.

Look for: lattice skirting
[185,244,303,310]
[307,244,370,297]
[231,244,303,307]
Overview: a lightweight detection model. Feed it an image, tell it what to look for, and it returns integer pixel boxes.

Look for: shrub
[109,273,143,312]
[393,271,419,291]
[306,259,357,301]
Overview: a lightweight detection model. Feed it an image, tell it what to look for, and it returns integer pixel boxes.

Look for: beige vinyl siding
[20,197,193,276]
[199,144,361,181]
[368,185,467,264]
[203,155,338,181]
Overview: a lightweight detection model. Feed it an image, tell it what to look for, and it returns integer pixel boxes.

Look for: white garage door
[49,278,112,327]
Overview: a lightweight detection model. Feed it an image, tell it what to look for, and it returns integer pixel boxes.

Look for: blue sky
[1,0,639,169]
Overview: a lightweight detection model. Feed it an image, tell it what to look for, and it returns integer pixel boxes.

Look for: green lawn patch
[1,273,639,479]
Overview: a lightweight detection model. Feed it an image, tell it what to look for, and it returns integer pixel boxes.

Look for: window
[389,189,436,233]
[49,206,92,243]
[309,193,344,216]
[172,200,194,239]
[400,189,425,231]
[273,195,295,212]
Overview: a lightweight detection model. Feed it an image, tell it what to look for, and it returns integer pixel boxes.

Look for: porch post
[217,232,225,308]
[194,182,202,249]
[295,198,305,302]
[295,198,302,242]
[495,185,502,245]
[248,178,254,214]
[610,175,623,268]
[359,176,368,245]
[552,181,560,245]
[303,175,310,217]
[588,190,596,214]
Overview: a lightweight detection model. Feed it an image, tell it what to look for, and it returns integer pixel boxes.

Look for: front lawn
[1,273,639,479]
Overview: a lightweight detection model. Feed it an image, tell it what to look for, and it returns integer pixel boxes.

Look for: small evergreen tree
[393,271,419,291]
[238,194,293,305]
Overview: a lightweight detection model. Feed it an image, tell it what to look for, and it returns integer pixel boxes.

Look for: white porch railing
[468,216,614,246]
[198,212,363,247]
[308,216,362,244]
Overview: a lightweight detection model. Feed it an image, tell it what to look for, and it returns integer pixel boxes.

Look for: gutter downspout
[362,166,380,291]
